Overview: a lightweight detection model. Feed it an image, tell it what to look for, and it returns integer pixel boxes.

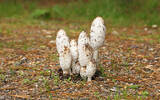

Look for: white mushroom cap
[91,17,105,26]
[56,29,70,54]
[78,31,90,45]
[56,29,72,75]
[90,17,106,50]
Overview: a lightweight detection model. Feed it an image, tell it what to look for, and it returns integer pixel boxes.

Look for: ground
[0,18,160,99]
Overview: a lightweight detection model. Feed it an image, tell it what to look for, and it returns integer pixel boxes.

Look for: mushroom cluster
[56,17,106,81]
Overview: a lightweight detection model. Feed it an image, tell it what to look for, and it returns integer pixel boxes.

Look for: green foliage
[0,1,24,17]
[31,9,51,19]
[114,92,120,100]
[127,85,140,89]
[43,79,51,92]
[22,78,30,84]
[100,65,107,77]
[51,72,60,86]
[141,91,149,97]
[0,0,160,25]
[52,0,160,26]
[0,74,5,81]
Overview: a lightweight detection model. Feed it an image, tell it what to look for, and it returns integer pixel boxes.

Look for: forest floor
[0,18,160,99]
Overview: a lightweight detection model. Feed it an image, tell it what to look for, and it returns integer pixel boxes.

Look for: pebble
[152,24,158,29]
[49,40,56,44]
[147,30,153,34]
[148,48,154,51]
[122,28,127,32]
[112,30,119,35]
[110,87,117,92]
[144,27,148,31]
[46,35,52,38]
[40,45,46,49]
[0,96,5,100]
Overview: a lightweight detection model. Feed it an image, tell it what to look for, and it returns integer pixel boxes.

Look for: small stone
[110,87,117,92]
[130,45,139,49]
[49,40,56,44]
[144,27,148,31]
[14,57,28,66]
[122,28,127,32]
[112,30,119,35]
[42,29,52,34]
[148,48,154,51]
[147,30,153,34]
[143,65,154,73]
[152,24,158,29]
[46,35,52,38]
[0,95,5,99]
[40,45,46,49]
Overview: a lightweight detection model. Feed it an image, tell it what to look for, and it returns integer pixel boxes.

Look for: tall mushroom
[90,17,106,63]
[56,29,72,75]
[78,31,92,67]
[78,31,96,81]
[70,39,80,74]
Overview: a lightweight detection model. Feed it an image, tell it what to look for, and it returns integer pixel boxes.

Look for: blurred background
[0,0,159,26]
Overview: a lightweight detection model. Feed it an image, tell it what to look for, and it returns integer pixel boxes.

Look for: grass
[0,0,160,26]
[0,1,24,17]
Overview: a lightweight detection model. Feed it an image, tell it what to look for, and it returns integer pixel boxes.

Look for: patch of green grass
[51,72,60,86]
[0,28,2,33]
[141,91,149,97]
[0,43,4,49]
[127,85,140,89]
[94,91,103,99]
[0,74,5,81]
[51,0,160,26]
[22,78,31,84]
[0,0,160,26]
[100,65,107,77]
[0,0,38,18]
[40,69,50,76]
[145,34,160,43]
[43,79,51,92]
[9,69,17,76]
[23,44,30,51]
[31,9,51,19]
[114,92,120,100]
[0,1,24,17]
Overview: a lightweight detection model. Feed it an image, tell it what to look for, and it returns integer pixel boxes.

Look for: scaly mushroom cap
[78,31,92,67]
[56,29,70,54]
[90,17,106,50]
[56,29,72,75]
